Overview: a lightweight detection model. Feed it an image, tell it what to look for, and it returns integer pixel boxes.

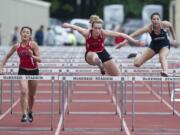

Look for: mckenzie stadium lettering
[142,77,162,81]
[3,76,22,80]
[73,76,93,80]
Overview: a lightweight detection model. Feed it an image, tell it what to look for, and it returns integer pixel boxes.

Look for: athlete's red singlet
[86,30,104,52]
[17,41,38,69]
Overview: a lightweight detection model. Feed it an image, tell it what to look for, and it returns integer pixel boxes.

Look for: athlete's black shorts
[149,43,170,54]
[18,68,39,75]
[85,49,112,63]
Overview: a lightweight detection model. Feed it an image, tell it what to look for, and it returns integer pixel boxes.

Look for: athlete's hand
[115,40,128,49]
[62,23,71,28]
[28,49,33,57]
[136,40,145,47]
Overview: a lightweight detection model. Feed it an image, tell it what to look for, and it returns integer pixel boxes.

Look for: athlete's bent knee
[134,61,141,67]
[21,90,28,97]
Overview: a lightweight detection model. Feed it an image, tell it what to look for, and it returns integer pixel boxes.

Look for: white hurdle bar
[2,68,100,74]
[4,62,162,68]
[3,67,180,76]
[2,74,180,81]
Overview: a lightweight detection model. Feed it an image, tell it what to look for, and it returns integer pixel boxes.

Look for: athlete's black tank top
[150,24,170,45]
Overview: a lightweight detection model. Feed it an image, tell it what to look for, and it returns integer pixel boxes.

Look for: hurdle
[60,76,125,132]
[0,79,2,114]
[59,75,180,132]
[1,67,117,114]
[129,76,180,131]
[171,88,180,115]
[0,75,58,131]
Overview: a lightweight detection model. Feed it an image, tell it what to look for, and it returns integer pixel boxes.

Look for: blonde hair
[89,14,103,26]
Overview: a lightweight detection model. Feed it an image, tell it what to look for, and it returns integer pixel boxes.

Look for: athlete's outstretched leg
[159,47,169,77]
[103,59,121,76]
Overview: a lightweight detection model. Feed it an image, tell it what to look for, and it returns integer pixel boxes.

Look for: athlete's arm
[30,41,41,63]
[102,29,142,46]
[129,25,150,37]
[115,25,150,49]
[163,21,176,40]
[0,45,17,67]
[163,21,176,46]
[62,23,89,37]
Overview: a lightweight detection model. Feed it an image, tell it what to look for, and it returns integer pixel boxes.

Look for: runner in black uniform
[149,23,170,54]
[116,12,176,77]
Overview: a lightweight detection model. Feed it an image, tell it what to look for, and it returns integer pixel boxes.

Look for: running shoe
[127,53,137,59]
[28,111,33,122]
[160,71,168,77]
[21,114,28,122]
[100,67,105,75]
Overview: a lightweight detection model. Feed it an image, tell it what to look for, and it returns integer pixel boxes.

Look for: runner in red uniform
[0,26,41,122]
[63,15,141,76]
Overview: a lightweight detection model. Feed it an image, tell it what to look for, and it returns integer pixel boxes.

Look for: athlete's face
[20,28,32,41]
[92,23,102,37]
[151,15,161,27]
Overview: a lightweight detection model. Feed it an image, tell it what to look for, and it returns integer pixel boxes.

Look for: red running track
[0,76,180,135]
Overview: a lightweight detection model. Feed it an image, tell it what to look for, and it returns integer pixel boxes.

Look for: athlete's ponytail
[89,14,103,27]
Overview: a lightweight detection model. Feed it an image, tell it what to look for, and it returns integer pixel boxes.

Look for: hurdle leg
[120,79,125,131]
[172,80,176,115]
[66,81,70,114]
[50,78,55,131]
[131,78,135,131]
[124,81,127,115]
[124,71,127,115]
[171,88,180,115]
[10,80,14,114]
[61,80,65,131]
[160,80,163,102]
[171,89,175,115]
[115,81,118,115]
[59,81,61,114]
[0,80,2,114]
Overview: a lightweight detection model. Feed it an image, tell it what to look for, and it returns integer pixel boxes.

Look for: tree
[43,0,171,20]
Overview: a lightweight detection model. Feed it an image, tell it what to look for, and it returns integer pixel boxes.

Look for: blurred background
[0,0,179,46]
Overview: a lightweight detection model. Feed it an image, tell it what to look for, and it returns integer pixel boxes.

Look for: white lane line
[73,91,107,94]
[72,99,112,103]
[54,98,67,135]
[106,82,131,135]
[2,90,59,94]
[0,98,20,120]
